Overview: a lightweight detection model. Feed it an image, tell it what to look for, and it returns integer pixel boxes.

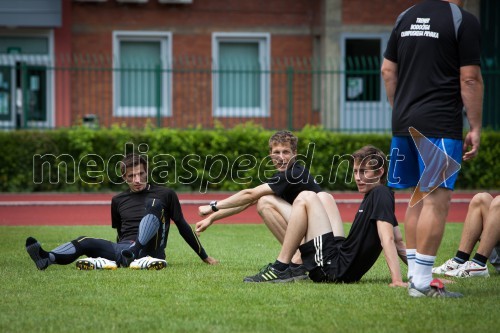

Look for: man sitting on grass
[195,130,344,280]
[433,192,500,278]
[244,145,411,289]
[26,154,218,271]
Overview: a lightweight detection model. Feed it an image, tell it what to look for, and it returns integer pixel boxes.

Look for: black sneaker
[290,264,309,281]
[243,263,294,283]
[25,237,50,270]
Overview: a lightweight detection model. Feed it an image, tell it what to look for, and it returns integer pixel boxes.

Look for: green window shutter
[219,42,260,108]
[120,41,161,108]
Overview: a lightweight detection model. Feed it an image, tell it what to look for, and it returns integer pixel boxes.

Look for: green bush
[0,124,498,192]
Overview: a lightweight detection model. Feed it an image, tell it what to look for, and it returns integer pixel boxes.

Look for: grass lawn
[1,223,498,333]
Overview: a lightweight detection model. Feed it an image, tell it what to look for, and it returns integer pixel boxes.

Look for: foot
[129,256,167,270]
[444,261,490,278]
[290,264,309,281]
[243,263,294,283]
[120,249,135,267]
[408,278,463,298]
[76,257,118,270]
[25,237,50,270]
[432,258,463,275]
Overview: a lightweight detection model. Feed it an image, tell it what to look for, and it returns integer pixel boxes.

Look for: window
[344,38,381,102]
[113,31,172,117]
[340,33,391,132]
[212,33,270,117]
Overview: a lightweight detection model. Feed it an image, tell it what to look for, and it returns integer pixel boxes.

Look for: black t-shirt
[111,184,208,260]
[333,185,398,282]
[384,0,481,139]
[266,163,322,204]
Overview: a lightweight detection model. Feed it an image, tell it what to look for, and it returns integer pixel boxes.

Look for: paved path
[0,191,486,226]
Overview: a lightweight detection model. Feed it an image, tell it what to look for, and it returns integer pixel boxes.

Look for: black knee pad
[145,198,164,220]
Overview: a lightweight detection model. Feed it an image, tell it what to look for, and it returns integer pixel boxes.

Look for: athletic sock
[406,249,416,279]
[472,253,488,267]
[25,237,51,270]
[453,250,470,264]
[413,252,436,290]
[273,260,289,272]
[290,262,301,268]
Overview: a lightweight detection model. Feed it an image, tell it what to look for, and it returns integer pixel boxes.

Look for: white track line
[0,198,472,206]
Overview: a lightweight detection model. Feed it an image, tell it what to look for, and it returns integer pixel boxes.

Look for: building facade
[0,0,495,131]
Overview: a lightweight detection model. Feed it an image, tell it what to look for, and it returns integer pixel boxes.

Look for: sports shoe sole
[130,261,167,270]
[76,260,117,271]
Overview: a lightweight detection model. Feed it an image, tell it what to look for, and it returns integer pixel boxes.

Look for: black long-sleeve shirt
[111,184,208,260]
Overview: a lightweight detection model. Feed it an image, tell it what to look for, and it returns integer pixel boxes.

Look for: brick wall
[343,0,415,25]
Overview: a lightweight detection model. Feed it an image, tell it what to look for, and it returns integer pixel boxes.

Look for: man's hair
[120,154,148,177]
[268,130,298,153]
[352,145,388,183]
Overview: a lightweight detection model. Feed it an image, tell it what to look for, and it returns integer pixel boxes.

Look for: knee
[469,192,493,210]
[317,191,336,205]
[490,196,500,211]
[256,195,275,214]
[294,191,317,206]
[145,199,164,218]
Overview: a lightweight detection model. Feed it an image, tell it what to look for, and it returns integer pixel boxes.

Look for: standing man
[196,130,344,279]
[26,154,218,270]
[381,0,483,297]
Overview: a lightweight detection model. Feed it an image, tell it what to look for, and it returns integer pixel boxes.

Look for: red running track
[0,191,487,226]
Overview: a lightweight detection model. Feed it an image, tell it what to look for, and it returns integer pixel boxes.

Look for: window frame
[339,32,392,131]
[212,32,271,117]
[112,31,172,117]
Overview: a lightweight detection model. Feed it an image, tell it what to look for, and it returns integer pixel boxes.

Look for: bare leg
[416,188,451,255]
[257,195,303,263]
[476,195,500,258]
[405,197,422,251]
[317,192,344,237]
[276,191,332,263]
[257,195,291,243]
[458,192,493,254]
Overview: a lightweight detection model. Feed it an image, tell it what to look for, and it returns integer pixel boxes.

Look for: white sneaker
[445,261,490,278]
[432,258,463,275]
[129,256,167,270]
[76,257,117,270]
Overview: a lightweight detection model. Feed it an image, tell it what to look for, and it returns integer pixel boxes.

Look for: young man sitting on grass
[26,154,218,271]
[195,130,343,280]
[433,192,500,278]
[244,145,411,289]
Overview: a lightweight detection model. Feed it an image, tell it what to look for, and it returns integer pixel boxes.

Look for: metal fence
[0,55,498,131]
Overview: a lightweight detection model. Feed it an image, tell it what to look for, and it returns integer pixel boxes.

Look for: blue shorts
[387,136,462,191]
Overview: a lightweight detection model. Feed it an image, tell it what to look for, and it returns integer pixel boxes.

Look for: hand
[462,130,481,161]
[203,256,219,265]
[198,205,212,217]
[195,218,212,236]
[389,281,407,288]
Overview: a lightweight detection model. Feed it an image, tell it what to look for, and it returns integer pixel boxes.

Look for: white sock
[413,252,436,290]
[406,249,416,280]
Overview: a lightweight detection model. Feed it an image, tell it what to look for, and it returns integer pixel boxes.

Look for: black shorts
[299,233,345,283]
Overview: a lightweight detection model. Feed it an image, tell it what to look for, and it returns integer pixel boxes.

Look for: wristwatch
[210,200,219,212]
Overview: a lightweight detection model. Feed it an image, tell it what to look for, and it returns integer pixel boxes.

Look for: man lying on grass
[244,145,409,287]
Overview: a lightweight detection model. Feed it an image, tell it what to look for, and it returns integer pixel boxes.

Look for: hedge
[1,124,498,192]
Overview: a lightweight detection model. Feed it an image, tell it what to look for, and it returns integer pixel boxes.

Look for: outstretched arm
[196,202,255,235]
[377,220,407,287]
[198,183,274,216]
[174,217,219,265]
